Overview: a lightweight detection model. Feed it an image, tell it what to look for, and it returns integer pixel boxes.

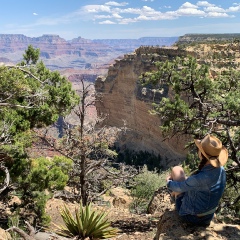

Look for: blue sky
[1,0,240,40]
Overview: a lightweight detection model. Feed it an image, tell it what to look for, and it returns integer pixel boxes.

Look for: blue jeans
[176,195,214,226]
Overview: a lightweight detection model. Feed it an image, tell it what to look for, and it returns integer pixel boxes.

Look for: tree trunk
[80,151,87,206]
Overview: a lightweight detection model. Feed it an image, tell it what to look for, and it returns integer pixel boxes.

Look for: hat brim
[194,139,228,167]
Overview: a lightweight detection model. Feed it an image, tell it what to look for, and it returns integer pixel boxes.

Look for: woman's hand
[166,175,172,182]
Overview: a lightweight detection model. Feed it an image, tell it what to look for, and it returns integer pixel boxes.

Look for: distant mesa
[0,34,178,70]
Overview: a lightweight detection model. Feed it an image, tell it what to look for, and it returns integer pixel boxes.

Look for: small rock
[112,197,127,208]
[8,196,21,207]
[213,224,224,231]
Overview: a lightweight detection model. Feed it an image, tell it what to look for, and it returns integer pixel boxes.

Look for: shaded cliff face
[95,47,189,167]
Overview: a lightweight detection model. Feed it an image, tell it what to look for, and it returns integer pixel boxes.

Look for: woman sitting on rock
[166,134,228,226]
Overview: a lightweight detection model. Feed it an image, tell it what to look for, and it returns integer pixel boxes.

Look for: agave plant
[55,202,118,240]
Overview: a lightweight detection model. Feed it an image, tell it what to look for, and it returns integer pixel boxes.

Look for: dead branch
[6,221,35,240]
[0,163,10,194]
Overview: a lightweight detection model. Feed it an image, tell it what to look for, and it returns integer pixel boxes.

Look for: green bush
[55,202,118,239]
[129,165,164,214]
[22,155,73,191]
[17,156,73,226]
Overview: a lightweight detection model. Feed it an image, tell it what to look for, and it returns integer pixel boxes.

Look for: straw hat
[194,134,228,167]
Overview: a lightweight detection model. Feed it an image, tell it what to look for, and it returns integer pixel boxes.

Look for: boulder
[147,186,174,215]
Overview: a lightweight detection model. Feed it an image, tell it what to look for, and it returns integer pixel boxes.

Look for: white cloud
[197,1,215,7]
[177,8,205,16]
[83,1,236,24]
[120,7,142,14]
[228,5,240,12]
[105,1,128,7]
[82,5,111,13]
[12,0,237,33]
[206,12,231,18]
[99,20,116,24]
[94,15,112,19]
[112,13,123,19]
[204,6,226,13]
[180,2,198,9]
[118,18,138,24]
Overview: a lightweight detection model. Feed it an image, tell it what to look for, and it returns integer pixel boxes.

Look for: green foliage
[0,45,79,227]
[0,45,79,148]
[23,44,40,64]
[56,202,118,239]
[14,156,73,226]
[129,165,164,214]
[182,152,199,176]
[31,191,51,226]
[21,156,73,192]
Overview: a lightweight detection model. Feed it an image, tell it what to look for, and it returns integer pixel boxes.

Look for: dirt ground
[45,187,240,240]
[46,187,157,240]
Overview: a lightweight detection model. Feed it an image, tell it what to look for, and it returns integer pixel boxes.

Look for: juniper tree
[0,45,79,194]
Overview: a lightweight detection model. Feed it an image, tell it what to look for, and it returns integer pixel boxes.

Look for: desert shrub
[55,202,118,239]
[129,165,164,214]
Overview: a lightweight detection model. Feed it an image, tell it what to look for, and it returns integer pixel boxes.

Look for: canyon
[0,34,177,93]
[94,33,240,166]
[2,33,239,166]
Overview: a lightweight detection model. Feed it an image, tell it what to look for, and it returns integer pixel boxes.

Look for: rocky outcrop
[154,210,240,240]
[177,33,240,45]
[95,47,191,167]
[147,187,240,240]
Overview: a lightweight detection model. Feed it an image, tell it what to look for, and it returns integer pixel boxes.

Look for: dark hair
[198,153,208,170]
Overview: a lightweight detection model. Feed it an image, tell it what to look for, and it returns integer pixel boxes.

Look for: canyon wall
[95,47,191,167]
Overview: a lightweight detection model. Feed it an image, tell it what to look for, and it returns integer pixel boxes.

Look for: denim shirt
[167,165,226,216]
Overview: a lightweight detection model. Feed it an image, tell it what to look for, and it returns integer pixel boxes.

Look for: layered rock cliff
[95,47,190,167]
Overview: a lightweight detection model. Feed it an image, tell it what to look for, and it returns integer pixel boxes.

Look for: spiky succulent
[55,202,118,239]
